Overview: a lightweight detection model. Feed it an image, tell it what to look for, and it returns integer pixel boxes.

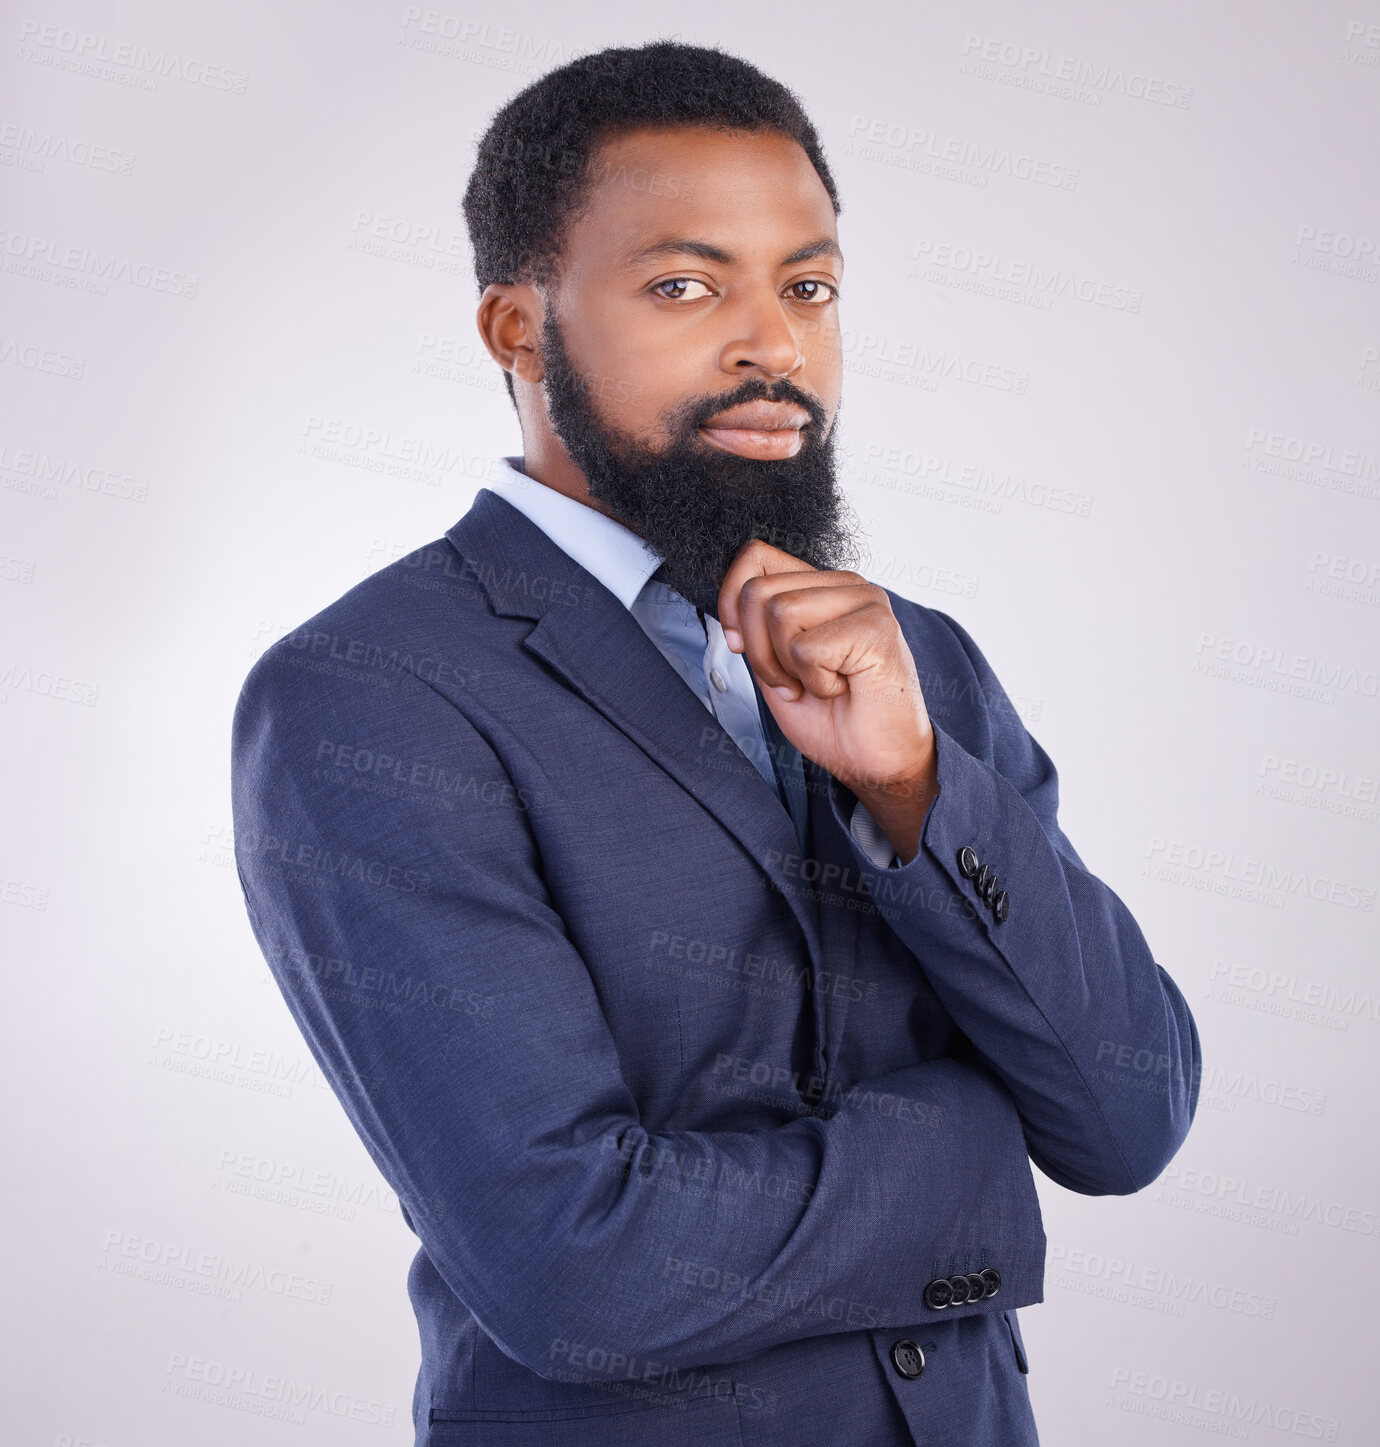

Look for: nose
[718,292,806,379]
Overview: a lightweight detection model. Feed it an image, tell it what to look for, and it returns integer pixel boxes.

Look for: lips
[698,401,811,461]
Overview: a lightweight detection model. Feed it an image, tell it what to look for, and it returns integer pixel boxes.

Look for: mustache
[667,376,831,437]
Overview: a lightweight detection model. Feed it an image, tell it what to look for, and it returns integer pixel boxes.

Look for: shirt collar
[487,455,664,614]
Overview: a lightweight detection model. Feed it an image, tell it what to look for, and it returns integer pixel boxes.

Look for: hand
[717,540,939,863]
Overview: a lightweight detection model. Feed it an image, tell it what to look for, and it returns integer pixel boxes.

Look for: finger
[751,582,885,700]
[783,599,904,702]
[735,576,848,694]
[718,539,867,682]
[717,539,816,652]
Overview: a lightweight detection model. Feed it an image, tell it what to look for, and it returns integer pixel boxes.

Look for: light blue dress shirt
[487,456,899,868]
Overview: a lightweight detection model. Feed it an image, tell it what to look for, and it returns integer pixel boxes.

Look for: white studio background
[2,2,1377,1442]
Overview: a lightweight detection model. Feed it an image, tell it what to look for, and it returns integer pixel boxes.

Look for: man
[231,41,1200,1447]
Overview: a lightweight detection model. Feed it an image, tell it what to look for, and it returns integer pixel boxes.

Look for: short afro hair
[461,39,842,405]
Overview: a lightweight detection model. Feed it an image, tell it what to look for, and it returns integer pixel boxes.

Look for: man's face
[533,125,857,617]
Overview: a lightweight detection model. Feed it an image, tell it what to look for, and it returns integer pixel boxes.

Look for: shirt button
[709,668,728,693]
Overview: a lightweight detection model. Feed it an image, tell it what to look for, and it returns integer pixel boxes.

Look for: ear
[476,283,546,386]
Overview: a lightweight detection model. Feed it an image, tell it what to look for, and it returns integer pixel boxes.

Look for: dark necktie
[748,671,812,854]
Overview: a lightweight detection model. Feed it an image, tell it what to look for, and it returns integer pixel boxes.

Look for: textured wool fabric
[231,486,1200,1446]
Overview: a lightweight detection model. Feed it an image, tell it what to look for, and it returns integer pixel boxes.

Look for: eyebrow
[623,236,843,269]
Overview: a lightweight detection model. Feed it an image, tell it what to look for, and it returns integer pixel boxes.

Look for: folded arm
[231,648,1046,1378]
[823,605,1201,1197]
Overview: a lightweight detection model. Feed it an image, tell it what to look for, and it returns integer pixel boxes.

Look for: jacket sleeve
[230,645,1046,1379]
[821,605,1201,1198]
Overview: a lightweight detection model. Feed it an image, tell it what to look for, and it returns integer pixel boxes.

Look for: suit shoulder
[235,536,496,713]
[877,588,1021,749]
[878,588,977,669]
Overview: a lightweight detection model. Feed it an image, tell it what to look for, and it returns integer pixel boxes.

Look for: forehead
[562,125,838,271]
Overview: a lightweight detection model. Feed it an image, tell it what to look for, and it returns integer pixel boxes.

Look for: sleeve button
[924,1277,954,1310]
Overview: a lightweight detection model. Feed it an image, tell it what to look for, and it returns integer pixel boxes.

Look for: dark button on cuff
[957,845,979,879]
[890,1338,926,1380]
[975,863,992,892]
[927,1268,1001,1309]
[993,890,1010,923]
[982,873,1001,905]
[924,1278,954,1310]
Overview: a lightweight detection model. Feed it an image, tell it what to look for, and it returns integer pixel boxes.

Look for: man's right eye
[651,278,714,302]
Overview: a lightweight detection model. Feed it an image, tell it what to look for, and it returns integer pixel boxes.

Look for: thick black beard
[538,310,861,618]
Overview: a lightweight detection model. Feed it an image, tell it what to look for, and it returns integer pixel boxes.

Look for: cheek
[800,312,842,368]
[570,314,685,424]
[806,332,843,413]
[590,346,707,438]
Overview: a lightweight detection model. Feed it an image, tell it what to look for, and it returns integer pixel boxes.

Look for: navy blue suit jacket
[231,487,1200,1446]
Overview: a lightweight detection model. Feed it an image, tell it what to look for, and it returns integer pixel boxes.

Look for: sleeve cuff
[848,796,900,869]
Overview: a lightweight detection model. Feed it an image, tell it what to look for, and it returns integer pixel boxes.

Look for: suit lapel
[445,489,827,987]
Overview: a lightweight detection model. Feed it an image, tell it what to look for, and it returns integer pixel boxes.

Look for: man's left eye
[787,280,839,303]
